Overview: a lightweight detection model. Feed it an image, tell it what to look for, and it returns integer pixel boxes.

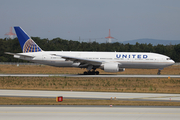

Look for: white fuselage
[15,51,175,69]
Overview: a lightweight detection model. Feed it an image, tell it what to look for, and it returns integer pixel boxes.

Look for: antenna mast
[5,27,16,39]
[105,29,114,43]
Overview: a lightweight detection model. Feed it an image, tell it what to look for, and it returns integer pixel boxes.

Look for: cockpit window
[166,58,171,60]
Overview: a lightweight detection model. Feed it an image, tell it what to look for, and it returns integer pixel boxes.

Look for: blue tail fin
[14,26,43,53]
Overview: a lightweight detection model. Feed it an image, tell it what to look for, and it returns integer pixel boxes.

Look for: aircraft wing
[5,52,35,58]
[51,54,103,66]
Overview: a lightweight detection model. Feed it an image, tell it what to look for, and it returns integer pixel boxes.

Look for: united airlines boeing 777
[5,26,175,75]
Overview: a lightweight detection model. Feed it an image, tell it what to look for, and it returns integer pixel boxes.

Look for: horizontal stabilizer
[5,52,35,58]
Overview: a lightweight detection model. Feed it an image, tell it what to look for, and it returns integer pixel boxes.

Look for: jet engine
[102,63,125,72]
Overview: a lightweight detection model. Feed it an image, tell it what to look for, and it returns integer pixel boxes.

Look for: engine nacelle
[102,63,125,73]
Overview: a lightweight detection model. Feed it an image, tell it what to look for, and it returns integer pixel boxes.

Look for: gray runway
[0,106,180,120]
[1,90,180,101]
[1,74,180,78]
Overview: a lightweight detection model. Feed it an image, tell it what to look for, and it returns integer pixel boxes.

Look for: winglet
[14,26,43,53]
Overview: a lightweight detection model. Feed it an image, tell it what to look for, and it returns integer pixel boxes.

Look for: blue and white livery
[14,27,42,53]
[5,26,175,75]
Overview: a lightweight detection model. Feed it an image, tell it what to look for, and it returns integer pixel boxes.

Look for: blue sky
[1,0,180,42]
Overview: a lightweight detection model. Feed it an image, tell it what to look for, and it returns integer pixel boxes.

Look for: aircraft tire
[83,71,99,75]
[95,71,99,75]
[157,70,161,75]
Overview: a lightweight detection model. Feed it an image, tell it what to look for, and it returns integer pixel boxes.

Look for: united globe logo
[23,39,42,53]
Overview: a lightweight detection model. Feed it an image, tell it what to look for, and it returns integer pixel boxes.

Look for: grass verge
[1,65,180,105]
[0,64,180,75]
[0,77,180,93]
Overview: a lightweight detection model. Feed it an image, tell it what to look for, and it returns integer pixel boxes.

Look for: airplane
[5,26,175,75]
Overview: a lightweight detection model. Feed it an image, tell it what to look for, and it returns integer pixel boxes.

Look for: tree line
[0,37,180,62]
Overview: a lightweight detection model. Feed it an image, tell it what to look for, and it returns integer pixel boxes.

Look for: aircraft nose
[171,60,175,65]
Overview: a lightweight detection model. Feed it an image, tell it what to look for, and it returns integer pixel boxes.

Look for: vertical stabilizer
[14,26,43,53]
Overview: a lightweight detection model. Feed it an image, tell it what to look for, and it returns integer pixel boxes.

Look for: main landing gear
[157,70,161,75]
[83,70,99,75]
[157,68,163,75]
[83,65,99,75]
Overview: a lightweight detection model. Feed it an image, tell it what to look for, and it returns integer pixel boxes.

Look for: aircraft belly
[120,62,169,69]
